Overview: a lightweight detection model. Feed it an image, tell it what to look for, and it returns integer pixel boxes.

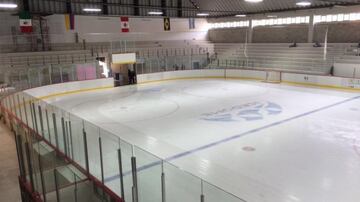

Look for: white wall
[0,12,20,44]
[46,14,76,43]
[334,63,360,78]
[45,14,209,43]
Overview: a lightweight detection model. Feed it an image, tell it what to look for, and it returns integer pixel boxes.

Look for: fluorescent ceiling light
[83,8,101,12]
[245,0,263,3]
[235,14,246,17]
[148,11,163,15]
[296,1,311,6]
[267,15,277,18]
[197,13,209,16]
[0,3,17,8]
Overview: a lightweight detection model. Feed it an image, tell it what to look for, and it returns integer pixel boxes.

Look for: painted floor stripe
[104,95,360,183]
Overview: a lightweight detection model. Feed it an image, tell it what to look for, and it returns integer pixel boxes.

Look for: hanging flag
[19,11,32,33]
[65,14,75,31]
[121,17,130,33]
[164,17,171,31]
[189,18,195,29]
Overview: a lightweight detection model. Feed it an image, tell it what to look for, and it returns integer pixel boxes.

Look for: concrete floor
[0,122,21,202]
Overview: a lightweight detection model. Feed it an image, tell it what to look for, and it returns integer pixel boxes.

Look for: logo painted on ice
[200,102,282,122]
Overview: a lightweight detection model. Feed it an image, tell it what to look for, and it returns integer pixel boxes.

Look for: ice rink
[45,79,360,202]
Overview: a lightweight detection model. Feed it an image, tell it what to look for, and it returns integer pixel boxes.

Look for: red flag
[19,11,32,33]
[121,17,129,33]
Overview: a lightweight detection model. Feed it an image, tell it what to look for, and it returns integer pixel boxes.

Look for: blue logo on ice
[138,87,163,93]
[201,102,282,122]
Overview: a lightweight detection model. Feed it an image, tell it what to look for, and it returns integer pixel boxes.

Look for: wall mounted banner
[189,18,195,29]
[164,17,171,31]
[19,11,32,33]
[121,17,130,32]
[65,14,75,31]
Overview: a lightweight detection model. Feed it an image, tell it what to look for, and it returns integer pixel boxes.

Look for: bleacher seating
[1,40,358,78]
[0,50,95,68]
[208,43,349,75]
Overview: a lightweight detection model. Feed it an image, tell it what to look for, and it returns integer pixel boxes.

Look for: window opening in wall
[314,12,360,24]
[252,16,310,27]
[208,20,250,29]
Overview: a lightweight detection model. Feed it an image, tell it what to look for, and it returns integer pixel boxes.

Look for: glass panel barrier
[69,114,86,168]
[134,146,162,202]
[118,138,134,202]
[0,52,301,202]
[203,180,246,202]
[163,161,201,202]
[83,120,102,180]
[100,129,122,196]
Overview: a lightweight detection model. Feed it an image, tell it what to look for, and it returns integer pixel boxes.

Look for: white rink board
[282,72,360,89]
[137,69,225,83]
[226,69,266,80]
[24,70,360,99]
[25,78,113,98]
[138,69,360,89]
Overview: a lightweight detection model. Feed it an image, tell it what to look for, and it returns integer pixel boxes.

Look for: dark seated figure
[289,42,297,48]
[313,42,322,48]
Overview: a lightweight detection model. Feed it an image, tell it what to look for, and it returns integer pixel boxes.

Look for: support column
[247,20,253,43]
[65,0,72,14]
[134,0,139,16]
[22,0,30,11]
[177,0,182,17]
[308,15,314,43]
[102,0,108,15]
[161,0,167,17]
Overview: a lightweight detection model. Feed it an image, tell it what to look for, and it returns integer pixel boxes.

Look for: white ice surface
[45,79,360,202]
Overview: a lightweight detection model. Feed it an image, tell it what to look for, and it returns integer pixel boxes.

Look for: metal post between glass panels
[161,161,166,202]
[37,153,47,202]
[24,142,35,192]
[200,180,205,202]
[52,113,59,149]
[131,148,138,202]
[29,100,35,130]
[11,94,17,117]
[54,169,60,202]
[99,137,105,184]
[68,121,74,159]
[61,117,68,156]
[14,131,25,178]
[45,109,51,143]
[22,97,29,126]
[82,127,89,173]
[65,121,71,157]
[117,147,125,201]
[38,105,44,137]
[99,136,105,199]
[73,173,78,202]
[17,94,23,122]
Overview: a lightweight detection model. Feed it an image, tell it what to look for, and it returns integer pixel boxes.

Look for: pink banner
[76,64,96,80]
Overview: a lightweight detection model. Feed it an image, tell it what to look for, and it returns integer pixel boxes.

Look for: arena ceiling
[2,0,360,17]
[192,0,360,16]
